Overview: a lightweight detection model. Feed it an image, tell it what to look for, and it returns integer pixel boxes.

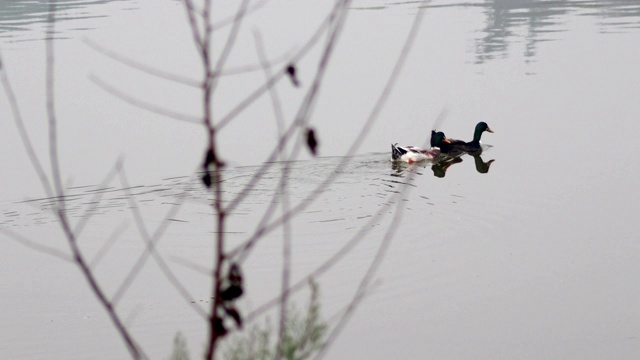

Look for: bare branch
[211,0,268,32]
[241,176,413,325]
[221,1,349,214]
[46,2,64,206]
[84,39,201,87]
[231,0,425,263]
[170,255,212,277]
[1,228,72,262]
[214,1,340,132]
[254,30,294,360]
[89,75,202,124]
[315,184,409,360]
[111,166,208,319]
[89,220,130,269]
[72,160,121,237]
[214,47,295,78]
[208,0,252,97]
[44,4,147,358]
[0,53,54,197]
[181,0,204,51]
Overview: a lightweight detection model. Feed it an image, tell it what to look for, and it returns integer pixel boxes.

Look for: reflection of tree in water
[475,0,640,65]
[0,0,130,38]
[593,0,640,33]
[475,0,568,64]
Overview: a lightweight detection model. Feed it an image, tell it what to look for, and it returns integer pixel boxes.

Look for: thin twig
[170,256,212,277]
[45,3,146,358]
[241,175,413,324]
[90,75,202,124]
[315,183,409,359]
[86,36,293,83]
[46,4,63,206]
[182,0,204,51]
[1,228,72,262]
[214,2,340,132]
[211,0,268,32]
[84,39,201,87]
[208,0,251,96]
[231,0,424,263]
[238,1,429,337]
[254,30,293,360]
[222,1,347,215]
[317,5,430,357]
[0,53,53,197]
[72,161,121,237]
[89,221,130,269]
[111,166,208,319]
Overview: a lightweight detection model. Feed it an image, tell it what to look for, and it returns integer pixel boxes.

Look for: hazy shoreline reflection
[0,0,132,41]
[475,0,640,65]
[382,0,640,66]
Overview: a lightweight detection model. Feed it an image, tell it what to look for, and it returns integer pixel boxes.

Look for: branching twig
[90,75,202,124]
[89,220,130,269]
[254,30,294,360]
[231,0,425,264]
[84,39,201,87]
[208,0,251,96]
[0,53,53,197]
[238,4,429,349]
[211,0,268,32]
[112,166,208,318]
[72,161,122,237]
[6,4,151,358]
[222,1,349,215]
[315,184,409,360]
[214,1,341,132]
[241,175,414,325]
[0,228,72,262]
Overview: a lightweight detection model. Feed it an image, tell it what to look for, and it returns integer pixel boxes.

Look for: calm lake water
[2,0,640,359]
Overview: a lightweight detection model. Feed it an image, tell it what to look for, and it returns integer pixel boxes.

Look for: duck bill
[487,127,494,133]
[443,138,452,143]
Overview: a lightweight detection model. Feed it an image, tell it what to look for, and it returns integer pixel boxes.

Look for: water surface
[1,1,640,359]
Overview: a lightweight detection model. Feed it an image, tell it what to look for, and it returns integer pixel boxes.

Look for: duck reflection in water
[431,154,495,177]
[392,153,495,178]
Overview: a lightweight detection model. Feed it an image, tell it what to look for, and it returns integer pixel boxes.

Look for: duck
[430,130,460,155]
[431,122,493,154]
[445,122,494,153]
[392,132,450,164]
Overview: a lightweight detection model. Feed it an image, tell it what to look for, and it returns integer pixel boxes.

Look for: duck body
[392,131,450,163]
[433,122,494,154]
[391,144,440,163]
[430,131,460,155]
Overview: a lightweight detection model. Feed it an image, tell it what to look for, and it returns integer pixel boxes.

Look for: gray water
[2,0,640,359]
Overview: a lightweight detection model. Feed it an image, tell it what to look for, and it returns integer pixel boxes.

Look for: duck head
[473,122,494,142]
[431,131,450,148]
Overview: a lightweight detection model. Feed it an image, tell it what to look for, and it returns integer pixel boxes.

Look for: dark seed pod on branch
[202,147,225,170]
[306,128,318,156]
[201,172,212,188]
[228,263,242,285]
[213,316,227,336]
[225,306,243,329]
[220,284,243,302]
[286,64,300,87]
[203,148,215,168]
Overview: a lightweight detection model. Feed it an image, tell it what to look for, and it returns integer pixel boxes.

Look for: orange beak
[443,138,452,144]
